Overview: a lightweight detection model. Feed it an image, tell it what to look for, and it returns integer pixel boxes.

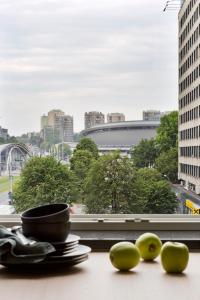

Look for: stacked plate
[1,233,91,269]
[45,234,91,267]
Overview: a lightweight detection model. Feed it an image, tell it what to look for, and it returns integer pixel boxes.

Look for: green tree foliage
[84,152,139,214]
[70,150,95,200]
[135,168,178,214]
[156,111,178,152]
[131,139,158,168]
[70,150,94,181]
[13,156,77,212]
[76,138,99,159]
[155,147,178,183]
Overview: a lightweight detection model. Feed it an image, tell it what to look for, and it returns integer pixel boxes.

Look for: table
[0,252,200,300]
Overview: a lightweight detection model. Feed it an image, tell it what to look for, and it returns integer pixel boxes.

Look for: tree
[76,138,99,159]
[135,168,178,214]
[13,156,78,212]
[156,111,178,152]
[131,139,158,168]
[155,147,178,183]
[70,150,94,180]
[143,181,178,214]
[70,150,95,200]
[84,152,139,214]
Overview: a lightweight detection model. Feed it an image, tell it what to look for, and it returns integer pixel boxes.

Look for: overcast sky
[0,0,179,136]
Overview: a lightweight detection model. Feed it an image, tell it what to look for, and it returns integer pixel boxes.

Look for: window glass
[0,0,199,216]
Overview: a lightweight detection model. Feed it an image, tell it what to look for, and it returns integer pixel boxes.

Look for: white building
[178,0,200,194]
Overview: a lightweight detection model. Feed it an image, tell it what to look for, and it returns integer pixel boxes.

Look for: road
[171,183,200,213]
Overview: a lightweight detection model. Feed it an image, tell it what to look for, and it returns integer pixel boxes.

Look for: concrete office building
[41,110,74,143]
[143,110,162,121]
[107,113,125,123]
[84,111,105,129]
[47,110,65,127]
[142,110,172,121]
[178,0,200,193]
[62,115,74,142]
[0,126,8,140]
[40,115,48,131]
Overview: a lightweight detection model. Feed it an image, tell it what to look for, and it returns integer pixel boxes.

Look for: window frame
[1,214,200,231]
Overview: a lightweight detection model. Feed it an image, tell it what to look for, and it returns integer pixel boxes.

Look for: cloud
[0,0,178,135]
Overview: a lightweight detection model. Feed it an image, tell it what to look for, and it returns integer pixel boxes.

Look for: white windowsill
[0,214,200,231]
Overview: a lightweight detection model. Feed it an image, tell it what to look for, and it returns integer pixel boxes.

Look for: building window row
[180,125,200,140]
[180,146,200,158]
[179,64,200,93]
[179,24,200,63]
[179,44,200,78]
[179,84,200,109]
[180,0,197,29]
[180,105,200,124]
[180,4,200,46]
[180,163,200,178]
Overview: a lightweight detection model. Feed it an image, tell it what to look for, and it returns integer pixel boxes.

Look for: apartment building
[0,126,8,140]
[84,111,105,129]
[107,113,125,123]
[41,110,74,143]
[178,0,200,193]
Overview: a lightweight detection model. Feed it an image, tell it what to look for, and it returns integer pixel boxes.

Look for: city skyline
[0,0,178,136]
[2,108,173,136]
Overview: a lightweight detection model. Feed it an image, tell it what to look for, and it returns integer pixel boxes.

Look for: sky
[0,0,179,136]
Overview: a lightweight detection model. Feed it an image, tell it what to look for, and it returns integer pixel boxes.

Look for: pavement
[0,191,10,205]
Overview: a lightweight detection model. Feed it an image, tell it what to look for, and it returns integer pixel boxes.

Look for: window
[1,0,200,220]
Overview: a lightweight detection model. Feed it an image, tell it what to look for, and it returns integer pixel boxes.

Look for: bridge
[0,143,31,176]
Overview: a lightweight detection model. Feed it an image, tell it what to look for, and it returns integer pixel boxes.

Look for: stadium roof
[82,120,160,134]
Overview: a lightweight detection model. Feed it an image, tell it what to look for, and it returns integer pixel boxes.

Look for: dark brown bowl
[21,203,70,224]
[21,203,70,242]
[22,221,71,242]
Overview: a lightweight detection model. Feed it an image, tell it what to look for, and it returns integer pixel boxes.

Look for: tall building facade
[41,110,74,143]
[62,115,74,142]
[84,111,105,129]
[40,115,48,131]
[107,113,125,123]
[0,126,8,140]
[143,110,162,121]
[178,0,200,193]
[47,110,65,127]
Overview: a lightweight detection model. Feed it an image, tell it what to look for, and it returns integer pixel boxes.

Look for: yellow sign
[185,199,195,210]
[192,208,200,215]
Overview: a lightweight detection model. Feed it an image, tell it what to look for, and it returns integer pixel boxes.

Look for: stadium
[81,120,160,154]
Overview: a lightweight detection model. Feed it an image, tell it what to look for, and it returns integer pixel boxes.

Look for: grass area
[0,176,18,193]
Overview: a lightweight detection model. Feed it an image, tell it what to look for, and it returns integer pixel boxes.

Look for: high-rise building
[0,126,8,140]
[143,110,172,121]
[107,113,125,123]
[84,111,105,129]
[40,115,48,131]
[41,110,74,143]
[62,115,74,142]
[178,0,200,194]
[143,110,162,121]
[47,109,65,127]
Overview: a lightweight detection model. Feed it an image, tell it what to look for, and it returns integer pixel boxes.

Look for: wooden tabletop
[0,252,200,300]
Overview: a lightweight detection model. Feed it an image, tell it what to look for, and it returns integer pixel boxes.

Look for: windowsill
[0,214,200,251]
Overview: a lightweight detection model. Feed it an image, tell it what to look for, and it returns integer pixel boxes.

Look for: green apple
[135,232,162,261]
[109,241,140,271]
[160,242,189,273]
